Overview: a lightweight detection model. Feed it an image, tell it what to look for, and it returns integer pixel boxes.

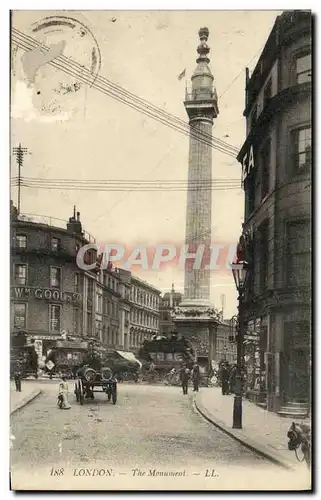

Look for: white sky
[10,10,283,318]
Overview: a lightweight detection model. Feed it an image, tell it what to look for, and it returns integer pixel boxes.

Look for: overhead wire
[12,182,241,192]
[12,28,239,159]
[11,176,240,192]
[12,26,239,155]
[10,176,241,189]
[218,44,266,100]
[11,176,241,184]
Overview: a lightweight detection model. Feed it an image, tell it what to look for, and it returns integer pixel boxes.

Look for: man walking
[192,363,200,392]
[14,362,22,392]
[220,362,230,395]
[180,364,190,395]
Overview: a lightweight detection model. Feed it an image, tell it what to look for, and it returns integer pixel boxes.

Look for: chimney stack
[67,207,83,236]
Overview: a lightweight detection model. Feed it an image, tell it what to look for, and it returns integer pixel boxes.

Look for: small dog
[57,394,64,409]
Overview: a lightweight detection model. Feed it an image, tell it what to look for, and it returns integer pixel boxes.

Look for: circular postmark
[12,14,102,120]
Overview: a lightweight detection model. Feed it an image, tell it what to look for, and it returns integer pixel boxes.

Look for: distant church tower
[172,28,220,364]
[184,27,219,302]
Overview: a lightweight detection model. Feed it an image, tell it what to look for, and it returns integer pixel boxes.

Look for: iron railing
[16,213,96,243]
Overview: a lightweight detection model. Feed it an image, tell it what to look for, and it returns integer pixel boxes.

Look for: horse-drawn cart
[74,365,117,405]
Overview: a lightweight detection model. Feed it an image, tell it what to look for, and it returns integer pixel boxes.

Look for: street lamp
[231,260,249,429]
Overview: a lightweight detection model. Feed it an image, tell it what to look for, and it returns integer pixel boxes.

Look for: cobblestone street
[10,382,308,490]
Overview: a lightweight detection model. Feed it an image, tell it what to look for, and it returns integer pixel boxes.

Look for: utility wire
[12,28,239,158]
[12,27,239,155]
[11,176,240,184]
[13,181,241,192]
[8,51,233,158]
[11,176,241,187]
[218,44,265,100]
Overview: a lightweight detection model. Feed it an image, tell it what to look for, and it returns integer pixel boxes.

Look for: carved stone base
[171,301,220,368]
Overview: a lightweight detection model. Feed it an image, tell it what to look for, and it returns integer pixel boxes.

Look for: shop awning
[116,350,142,368]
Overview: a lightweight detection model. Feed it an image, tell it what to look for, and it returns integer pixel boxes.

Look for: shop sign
[12,287,81,304]
[31,335,60,341]
[46,360,55,370]
[242,145,255,182]
[56,341,88,350]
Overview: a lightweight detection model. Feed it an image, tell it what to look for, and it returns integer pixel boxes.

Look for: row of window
[131,286,159,310]
[247,218,311,295]
[13,302,96,336]
[161,298,181,308]
[249,51,311,131]
[13,300,158,349]
[104,298,119,318]
[13,234,62,251]
[14,266,159,314]
[14,264,63,288]
[101,327,120,347]
[130,331,145,348]
[130,308,159,328]
[13,303,62,332]
[103,274,119,293]
[245,124,311,218]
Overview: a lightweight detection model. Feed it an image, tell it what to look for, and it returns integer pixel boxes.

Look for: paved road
[11,383,273,467]
[10,383,291,490]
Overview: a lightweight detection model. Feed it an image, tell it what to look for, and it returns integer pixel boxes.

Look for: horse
[287,421,311,469]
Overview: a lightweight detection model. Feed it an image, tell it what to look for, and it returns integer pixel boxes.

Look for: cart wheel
[112,387,117,405]
[75,381,79,402]
[79,379,84,405]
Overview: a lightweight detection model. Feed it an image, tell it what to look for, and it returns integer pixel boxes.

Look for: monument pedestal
[171,299,220,372]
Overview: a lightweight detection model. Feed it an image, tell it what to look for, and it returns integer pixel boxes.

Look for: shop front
[244,317,268,406]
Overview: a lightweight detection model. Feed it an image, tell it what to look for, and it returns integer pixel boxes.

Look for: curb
[194,395,295,471]
[10,390,42,416]
[21,379,58,383]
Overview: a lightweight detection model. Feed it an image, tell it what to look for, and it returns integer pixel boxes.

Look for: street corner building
[236,11,311,415]
[10,203,162,362]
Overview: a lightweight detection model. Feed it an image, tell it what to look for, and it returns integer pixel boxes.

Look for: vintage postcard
[9,9,312,491]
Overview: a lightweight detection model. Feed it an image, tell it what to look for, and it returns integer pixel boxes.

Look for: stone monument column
[172,28,220,370]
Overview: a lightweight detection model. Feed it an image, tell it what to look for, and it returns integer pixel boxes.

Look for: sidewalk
[195,388,310,471]
[10,381,42,415]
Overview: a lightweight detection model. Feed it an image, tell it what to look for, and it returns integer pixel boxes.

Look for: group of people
[218,360,246,395]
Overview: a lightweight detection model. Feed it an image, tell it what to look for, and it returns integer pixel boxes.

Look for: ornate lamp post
[231,260,249,429]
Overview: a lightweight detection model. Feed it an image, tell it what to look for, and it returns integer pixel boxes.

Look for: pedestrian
[14,362,22,392]
[58,376,71,409]
[168,367,176,385]
[228,365,237,394]
[220,362,230,395]
[192,363,200,392]
[180,364,190,395]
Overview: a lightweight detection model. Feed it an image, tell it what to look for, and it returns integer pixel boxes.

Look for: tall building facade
[96,266,122,348]
[10,203,161,359]
[10,205,99,358]
[129,276,161,351]
[216,320,237,365]
[160,285,183,336]
[172,27,220,364]
[237,11,311,412]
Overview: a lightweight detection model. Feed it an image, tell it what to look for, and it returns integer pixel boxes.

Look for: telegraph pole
[12,143,28,214]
